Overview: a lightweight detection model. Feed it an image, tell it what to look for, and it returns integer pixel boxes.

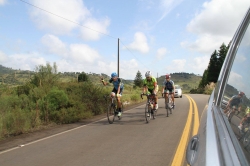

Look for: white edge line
[0,105,140,155]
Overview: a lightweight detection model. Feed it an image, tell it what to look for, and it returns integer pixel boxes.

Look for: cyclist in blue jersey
[224,91,244,115]
[162,74,175,108]
[101,72,124,117]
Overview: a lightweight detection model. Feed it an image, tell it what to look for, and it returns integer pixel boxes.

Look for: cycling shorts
[112,87,123,96]
[164,89,173,94]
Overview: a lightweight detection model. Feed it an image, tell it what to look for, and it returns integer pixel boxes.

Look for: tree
[134,70,143,87]
[78,72,89,82]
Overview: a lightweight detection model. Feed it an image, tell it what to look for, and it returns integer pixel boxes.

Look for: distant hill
[0,65,201,92]
[157,72,202,93]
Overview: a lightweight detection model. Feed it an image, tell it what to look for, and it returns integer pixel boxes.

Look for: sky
[0,0,250,80]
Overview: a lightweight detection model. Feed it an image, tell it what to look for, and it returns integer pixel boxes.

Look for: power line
[20,0,152,74]
[20,0,117,39]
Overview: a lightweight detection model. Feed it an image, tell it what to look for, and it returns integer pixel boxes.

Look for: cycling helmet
[145,71,152,77]
[239,91,245,96]
[111,72,118,78]
[166,74,171,79]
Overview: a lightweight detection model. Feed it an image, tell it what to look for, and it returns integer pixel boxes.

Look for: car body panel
[186,7,250,166]
[174,85,182,98]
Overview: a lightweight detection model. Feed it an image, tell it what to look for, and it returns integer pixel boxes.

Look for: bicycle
[104,95,123,124]
[141,93,157,123]
[162,92,173,117]
[227,105,239,123]
[238,118,250,149]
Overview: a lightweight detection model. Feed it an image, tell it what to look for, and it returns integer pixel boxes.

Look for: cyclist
[223,91,244,115]
[162,74,175,108]
[101,72,124,117]
[238,106,250,130]
[142,71,158,114]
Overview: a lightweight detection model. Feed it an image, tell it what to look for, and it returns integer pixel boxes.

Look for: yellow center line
[190,96,199,136]
[171,95,199,166]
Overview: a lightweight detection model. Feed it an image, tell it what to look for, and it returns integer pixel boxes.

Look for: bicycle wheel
[243,131,250,148]
[165,97,169,117]
[145,104,151,123]
[228,111,234,123]
[152,107,157,119]
[107,104,115,124]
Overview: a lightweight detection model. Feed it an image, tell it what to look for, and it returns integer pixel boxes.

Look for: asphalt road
[0,94,210,166]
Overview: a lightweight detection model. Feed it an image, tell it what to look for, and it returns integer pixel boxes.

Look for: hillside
[157,72,202,93]
[0,65,201,92]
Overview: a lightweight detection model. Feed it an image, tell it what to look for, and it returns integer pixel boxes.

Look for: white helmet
[145,71,152,77]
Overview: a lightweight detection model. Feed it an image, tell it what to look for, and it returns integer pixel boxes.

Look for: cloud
[0,0,6,5]
[126,32,149,54]
[69,44,100,63]
[158,0,184,22]
[41,34,68,57]
[0,51,8,62]
[2,52,46,71]
[165,59,186,73]
[156,47,167,60]
[191,55,210,70]
[183,0,250,54]
[80,17,110,41]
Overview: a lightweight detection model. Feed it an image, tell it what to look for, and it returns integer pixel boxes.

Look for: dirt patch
[0,102,144,152]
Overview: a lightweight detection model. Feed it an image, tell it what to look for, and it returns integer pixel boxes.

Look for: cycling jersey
[245,108,250,114]
[163,80,174,90]
[143,77,157,90]
[229,95,243,107]
[109,78,124,90]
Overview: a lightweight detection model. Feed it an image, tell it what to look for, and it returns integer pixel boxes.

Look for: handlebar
[141,93,156,99]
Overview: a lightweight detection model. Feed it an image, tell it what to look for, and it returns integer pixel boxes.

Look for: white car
[174,85,182,98]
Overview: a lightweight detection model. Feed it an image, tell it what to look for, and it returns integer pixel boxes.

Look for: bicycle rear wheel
[145,104,151,123]
[152,108,157,119]
[107,104,115,124]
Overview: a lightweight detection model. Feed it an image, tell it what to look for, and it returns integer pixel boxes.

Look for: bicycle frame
[163,92,173,117]
[104,95,123,124]
[141,93,156,123]
[228,106,239,122]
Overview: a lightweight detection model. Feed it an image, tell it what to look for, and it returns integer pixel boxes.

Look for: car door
[186,7,250,166]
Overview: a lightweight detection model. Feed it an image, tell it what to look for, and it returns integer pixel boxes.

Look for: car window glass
[222,21,250,162]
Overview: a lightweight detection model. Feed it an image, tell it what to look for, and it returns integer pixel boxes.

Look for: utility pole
[118,38,120,77]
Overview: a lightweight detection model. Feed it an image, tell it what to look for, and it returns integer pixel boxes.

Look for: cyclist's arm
[153,82,158,94]
[117,79,122,95]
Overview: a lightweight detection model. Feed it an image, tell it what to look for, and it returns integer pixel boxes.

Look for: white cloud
[228,71,245,92]
[183,0,250,54]
[0,0,6,5]
[158,0,184,22]
[29,0,90,35]
[2,52,46,71]
[0,51,8,63]
[69,44,100,63]
[126,32,149,54]
[165,59,186,72]
[191,55,210,71]
[156,47,167,60]
[41,34,68,57]
[80,17,110,41]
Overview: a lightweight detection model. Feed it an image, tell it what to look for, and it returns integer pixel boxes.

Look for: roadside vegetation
[0,64,202,140]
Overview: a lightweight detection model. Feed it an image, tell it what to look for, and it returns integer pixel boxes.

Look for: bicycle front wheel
[228,111,234,123]
[107,104,115,124]
[243,131,250,148]
[145,104,151,123]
